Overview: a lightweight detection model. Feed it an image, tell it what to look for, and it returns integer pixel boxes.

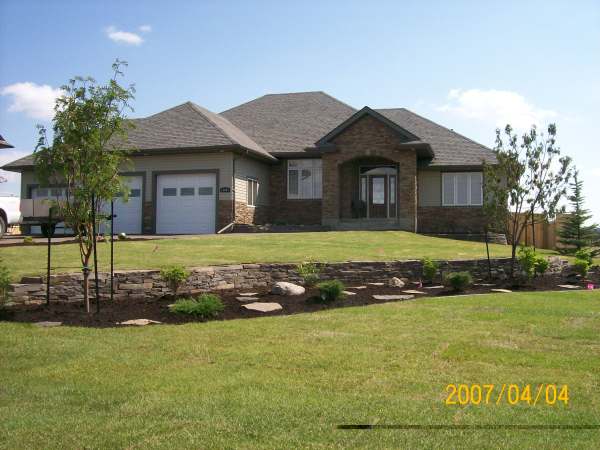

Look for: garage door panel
[100,176,143,235]
[156,173,216,234]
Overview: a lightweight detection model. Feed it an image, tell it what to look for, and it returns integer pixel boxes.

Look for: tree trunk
[485,227,492,280]
[510,244,517,279]
[83,270,90,313]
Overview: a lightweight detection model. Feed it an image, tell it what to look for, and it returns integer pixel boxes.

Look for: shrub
[517,246,537,279]
[297,260,321,286]
[0,259,10,305]
[160,265,190,294]
[534,256,550,277]
[23,236,34,245]
[422,258,439,283]
[573,259,590,277]
[575,248,594,266]
[444,271,473,292]
[316,280,345,302]
[169,294,224,319]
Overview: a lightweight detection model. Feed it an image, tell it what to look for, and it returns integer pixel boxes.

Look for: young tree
[558,170,599,255]
[34,60,135,313]
[484,124,571,278]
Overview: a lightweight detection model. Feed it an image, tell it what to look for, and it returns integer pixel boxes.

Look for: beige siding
[233,155,270,206]
[20,170,37,198]
[418,169,441,207]
[123,152,234,202]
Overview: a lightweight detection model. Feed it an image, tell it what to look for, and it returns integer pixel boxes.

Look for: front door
[369,175,388,218]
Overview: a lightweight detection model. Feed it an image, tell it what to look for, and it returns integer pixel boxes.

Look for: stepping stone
[557,284,581,289]
[372,294,415,301]
[236,296,259,302]
[490,289,512,293]
[271,282,305,296]
[119,319,162,326]
[402,290,426,295]
[242,302,283,312]
[368,282,385,286]
[423,285,444,289]
[348,286,367,290]
[238,292,259,297]
[34,321,62,328]
[342,291,356,296]
[474,283,496,287]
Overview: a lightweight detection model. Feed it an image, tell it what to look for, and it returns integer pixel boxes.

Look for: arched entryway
[339,156,398,220]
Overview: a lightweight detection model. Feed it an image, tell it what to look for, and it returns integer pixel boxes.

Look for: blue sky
[1,0,599,219]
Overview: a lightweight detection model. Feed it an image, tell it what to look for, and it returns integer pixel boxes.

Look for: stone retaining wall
[5,258,529,306]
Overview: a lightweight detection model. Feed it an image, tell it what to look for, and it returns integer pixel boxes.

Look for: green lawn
[2,290,599,448]
[0,231,559,281]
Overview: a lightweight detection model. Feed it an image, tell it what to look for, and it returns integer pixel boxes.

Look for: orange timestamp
[445,384,569,406]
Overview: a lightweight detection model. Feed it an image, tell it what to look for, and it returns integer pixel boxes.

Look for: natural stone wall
[7,258,520,305]
[234,201,268,225]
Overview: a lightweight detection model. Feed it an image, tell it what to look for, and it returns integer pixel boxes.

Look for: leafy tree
[557,170,599,255]
[484,124,572,278]
[34,61,135,313]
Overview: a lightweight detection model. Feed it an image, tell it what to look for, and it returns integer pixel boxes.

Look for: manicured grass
[2,290,599,448]
[0,231,558,281]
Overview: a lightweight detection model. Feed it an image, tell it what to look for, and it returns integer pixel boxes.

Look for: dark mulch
[3,272,598,328]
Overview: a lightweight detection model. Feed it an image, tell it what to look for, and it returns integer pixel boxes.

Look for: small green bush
[23,236,34,245]
[444,271,473,292]
[169,294,224,319]
[534,256,550,276]
[297,260,321,286]
[573,259,590,277]
[422,258,439,283]
[575,249,593,266]
[316,280,345,302]
[0,258,10,305]
[518,246,536,279]
[160,265,190,294]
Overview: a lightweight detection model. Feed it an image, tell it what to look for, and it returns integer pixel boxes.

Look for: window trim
[287,159,322,200]
[246,177,258,207]
[441,172,483,207]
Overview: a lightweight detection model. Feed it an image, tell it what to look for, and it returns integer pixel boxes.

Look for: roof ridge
[393,107,492,151]
[184,102,236,146]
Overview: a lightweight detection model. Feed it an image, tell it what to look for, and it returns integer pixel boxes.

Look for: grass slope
[2,290,599,448]
[0,231,557,281]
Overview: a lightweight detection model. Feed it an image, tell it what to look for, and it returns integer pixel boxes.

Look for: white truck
[0,192,22,238]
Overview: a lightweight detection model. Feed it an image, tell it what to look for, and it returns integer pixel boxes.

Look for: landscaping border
[7,257,566,305]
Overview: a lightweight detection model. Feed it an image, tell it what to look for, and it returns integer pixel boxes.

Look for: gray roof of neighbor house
[375,108,497,166]
[221,91,357,155]
[0,134,14,149]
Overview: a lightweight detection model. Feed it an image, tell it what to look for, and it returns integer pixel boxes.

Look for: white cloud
[139,24,152,33]
[105,26,144,45]
[437,88,558,130]
[1,82,62,120]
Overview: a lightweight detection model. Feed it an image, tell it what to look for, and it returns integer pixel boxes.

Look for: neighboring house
[0,134,13,149]
[2,92,496,235]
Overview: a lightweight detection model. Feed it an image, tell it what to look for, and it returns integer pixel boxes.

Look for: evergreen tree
[558,170,599,254]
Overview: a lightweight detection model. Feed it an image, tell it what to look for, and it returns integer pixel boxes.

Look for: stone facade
[418,206,487,234]
[322,115,417,230]
[268,162,322,225]
[7,258,519,305]
[234,201,268,225]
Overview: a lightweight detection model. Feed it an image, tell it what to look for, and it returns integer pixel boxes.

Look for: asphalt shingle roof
[376,108,497,166]
[0,134,13,149]
[221,91,356,155]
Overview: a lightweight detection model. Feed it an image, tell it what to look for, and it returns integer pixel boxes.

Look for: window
[287,159,322,199]
[130,189,141,198]
[198,187,213,196]
[180,187,195,196]
[163,188,177,197]
[247,178,259,206]
[442,172,483,206]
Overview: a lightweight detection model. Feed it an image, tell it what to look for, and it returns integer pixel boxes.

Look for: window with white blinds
[442,172,483,206]
[287,159,322,199]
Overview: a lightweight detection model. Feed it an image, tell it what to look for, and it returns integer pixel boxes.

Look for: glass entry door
[359,166,397,219]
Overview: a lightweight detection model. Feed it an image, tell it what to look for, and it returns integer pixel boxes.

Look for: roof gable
[315,106,421,147]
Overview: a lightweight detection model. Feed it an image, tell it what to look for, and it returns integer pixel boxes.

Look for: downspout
[231,155,237,229]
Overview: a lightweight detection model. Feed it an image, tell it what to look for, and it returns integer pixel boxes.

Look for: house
[0,134,13,149]
[2,91,496,235]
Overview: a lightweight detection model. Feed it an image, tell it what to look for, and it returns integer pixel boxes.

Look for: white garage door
[101,176,143,235]
[156,173,216,234]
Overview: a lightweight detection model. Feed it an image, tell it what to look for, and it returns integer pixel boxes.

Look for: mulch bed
[4,271,598,328]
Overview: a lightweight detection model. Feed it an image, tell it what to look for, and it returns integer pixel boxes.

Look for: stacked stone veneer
[7,258,522,305]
